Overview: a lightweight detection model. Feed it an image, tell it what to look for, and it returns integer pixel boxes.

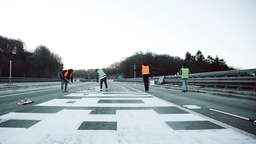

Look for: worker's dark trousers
[100,77,108,89]
[143,75,149,91]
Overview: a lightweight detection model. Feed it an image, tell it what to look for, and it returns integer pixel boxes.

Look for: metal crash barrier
[116,68,256,91]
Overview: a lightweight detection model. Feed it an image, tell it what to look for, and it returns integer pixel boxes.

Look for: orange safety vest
[142,65,150,75]
[62,70,73,80]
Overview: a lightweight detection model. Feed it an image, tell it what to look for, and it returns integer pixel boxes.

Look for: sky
[1,0,256,70]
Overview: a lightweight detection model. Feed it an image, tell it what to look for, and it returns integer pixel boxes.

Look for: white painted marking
[66,93,86,96]
[159,114,207,121]
[0,128,27,143]
[36,98,174,107]
[183,105,201,109]
[1,85,256,143]
[2,109,255,144]
[0,110,119,144]
[0,112,53,120]
[65,93,151,97]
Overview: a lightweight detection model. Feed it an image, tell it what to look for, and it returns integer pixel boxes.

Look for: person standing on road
[95,69,108,91]
[180,64,190,92]
[60,69,73,92]
[134,61,153,92]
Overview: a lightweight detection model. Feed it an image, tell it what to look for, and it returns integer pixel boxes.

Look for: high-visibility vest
[181,68,189,79]
[62,70,72,80]
[97,70,106,80]
[142,65,150,75]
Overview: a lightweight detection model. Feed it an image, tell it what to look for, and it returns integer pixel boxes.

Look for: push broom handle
[64,78,71,83]
[210,108,253,122]
[64,78,82,91]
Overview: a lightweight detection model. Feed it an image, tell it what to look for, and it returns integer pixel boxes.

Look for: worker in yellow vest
[135,61,153,91]
[60,69,73,92]
[179,64,190,92]
[95,69,108,91]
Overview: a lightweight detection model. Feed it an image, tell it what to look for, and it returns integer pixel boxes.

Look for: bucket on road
[150,80,154,86]
[95,86,100,91]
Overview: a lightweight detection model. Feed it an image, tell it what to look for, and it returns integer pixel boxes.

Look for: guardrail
[0,77,60,82]
[116,68,256,91]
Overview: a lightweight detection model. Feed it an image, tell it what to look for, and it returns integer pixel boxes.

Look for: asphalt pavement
[0,81,255,144]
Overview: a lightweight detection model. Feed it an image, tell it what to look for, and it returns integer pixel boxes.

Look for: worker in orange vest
[134,61,153,91]
[60,69,73,92]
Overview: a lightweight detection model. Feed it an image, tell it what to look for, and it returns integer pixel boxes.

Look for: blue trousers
[182,79,188,91]
[61,79,68,90]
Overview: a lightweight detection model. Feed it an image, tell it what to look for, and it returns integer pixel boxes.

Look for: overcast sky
[1,0,255,70]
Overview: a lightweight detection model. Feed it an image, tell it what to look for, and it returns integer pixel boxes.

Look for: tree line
[74,50,234,79]
[0,35,63,78]
[0,35,234,79]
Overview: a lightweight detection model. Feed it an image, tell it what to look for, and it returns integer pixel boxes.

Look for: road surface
[0,81,255,144]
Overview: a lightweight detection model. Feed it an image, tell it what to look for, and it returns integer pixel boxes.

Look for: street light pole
[7,60,13,86]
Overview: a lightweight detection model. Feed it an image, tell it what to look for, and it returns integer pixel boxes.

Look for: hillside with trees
[74,50,234,79]
[1,35,234,79]
[0,35,63,78]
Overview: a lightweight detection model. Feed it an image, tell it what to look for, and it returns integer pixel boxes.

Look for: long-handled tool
[64,78,82,92]
[134,64,136,86]
[83,83,98,92]
[210,108,256,125]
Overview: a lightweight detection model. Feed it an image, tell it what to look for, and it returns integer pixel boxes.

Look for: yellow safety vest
[181,68,189,79]
[97,70,106,80]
